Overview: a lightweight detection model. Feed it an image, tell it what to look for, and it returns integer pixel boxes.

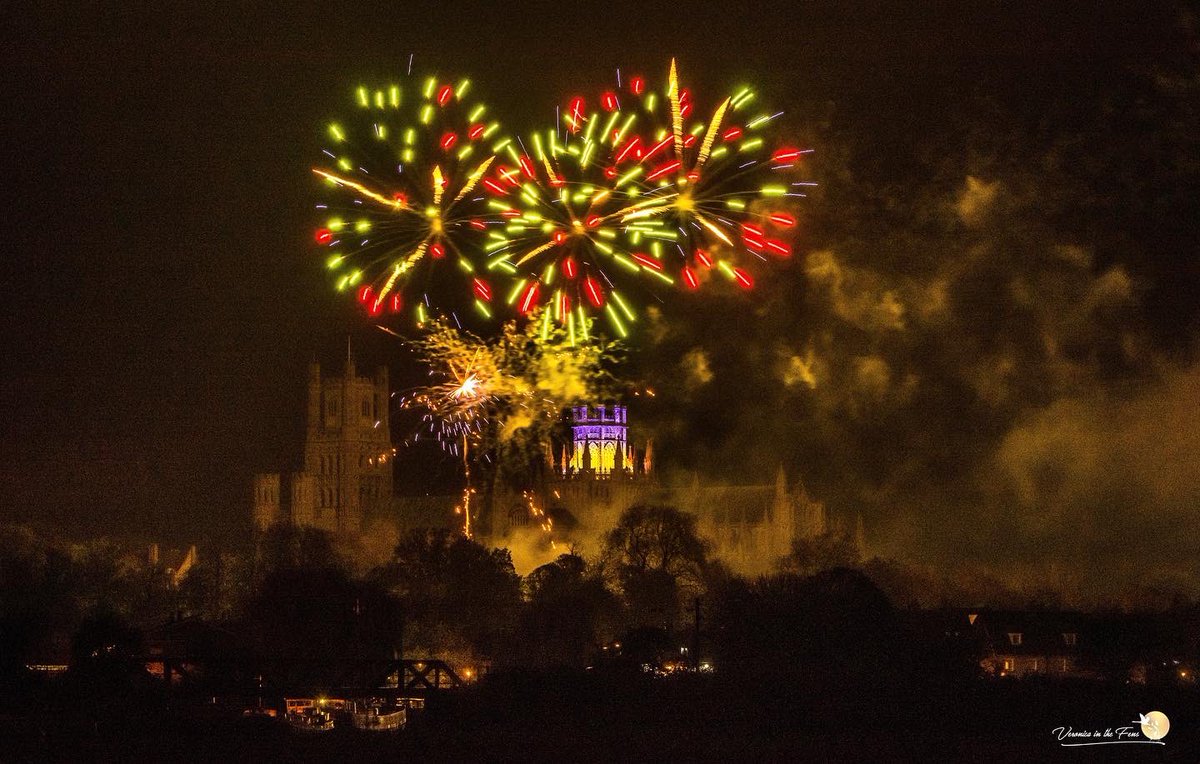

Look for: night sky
[3,2,1197,594]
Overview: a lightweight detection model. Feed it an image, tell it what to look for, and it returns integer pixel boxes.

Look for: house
[970,611,1092,678]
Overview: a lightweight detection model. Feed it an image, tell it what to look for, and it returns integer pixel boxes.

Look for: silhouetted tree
[858,556,941,608]
[0,525,187,679]
[254,524,341,578]
[375,528,521,661]
[516,553,621,668]
[602,505,710,631]
[0,527,52,686]
[525,551,589,599]
[620,568,681,632]
[712,568,907,702]
[178,552,252,621]
[779,532,861,576]
[241,565,404,687]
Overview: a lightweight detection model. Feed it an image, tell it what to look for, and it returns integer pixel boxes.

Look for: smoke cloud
[629,58,1200,602]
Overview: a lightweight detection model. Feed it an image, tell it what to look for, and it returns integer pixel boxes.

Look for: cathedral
[254,356,843,575]
[252,355,392,534]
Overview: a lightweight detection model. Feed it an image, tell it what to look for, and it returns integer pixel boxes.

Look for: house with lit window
[971,611,1092,678]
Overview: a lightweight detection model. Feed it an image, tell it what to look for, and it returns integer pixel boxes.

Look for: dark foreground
[2,672,1197,763]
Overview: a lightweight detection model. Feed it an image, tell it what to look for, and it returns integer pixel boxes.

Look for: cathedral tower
[299,351,393,533]
[566,404,633,476]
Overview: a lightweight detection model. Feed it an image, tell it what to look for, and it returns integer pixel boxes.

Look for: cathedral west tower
[254,349,392,534]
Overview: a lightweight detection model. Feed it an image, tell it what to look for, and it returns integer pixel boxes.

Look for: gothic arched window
[508,503,529,527]
[602,442,616,473]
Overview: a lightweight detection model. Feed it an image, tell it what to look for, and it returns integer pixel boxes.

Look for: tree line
[3,503,1198,698]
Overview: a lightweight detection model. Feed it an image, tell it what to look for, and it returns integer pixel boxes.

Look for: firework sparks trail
[375,316,619,537]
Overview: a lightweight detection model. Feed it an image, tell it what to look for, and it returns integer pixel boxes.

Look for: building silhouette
[253,352,392,534]
[255,357,852,574]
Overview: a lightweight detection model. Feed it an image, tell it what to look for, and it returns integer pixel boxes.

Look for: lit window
[1007,632,1022,646]
[1063,632,1078,646]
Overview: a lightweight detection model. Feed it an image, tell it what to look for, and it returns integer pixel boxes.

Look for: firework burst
[479,59,812,340]
[474,121,641,343]
[397,351,497,448]
[614,59,812,292]
[393,346,501,538]
[314,74,506,326]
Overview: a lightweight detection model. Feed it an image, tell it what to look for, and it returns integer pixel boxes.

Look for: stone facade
[253,354,393,534]
[256,366,846,575]
[390,403,832,575]
[480,465,827,576]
